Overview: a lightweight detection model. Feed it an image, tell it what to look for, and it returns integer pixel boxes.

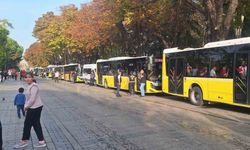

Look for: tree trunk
[222,0,239,39]
[206,0,239,41]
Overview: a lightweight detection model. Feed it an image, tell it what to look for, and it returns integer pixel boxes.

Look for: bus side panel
[76,76,84,82]
[103,75,115,88]
[207,78,233,103]
[64,74,70,81]
[146,80,162,93]
[162,53,169,94]
[121,76,129,90]
[184,77,209,100]
[60,73,64,80]
[162,76,169,94]
[48,73,52,78]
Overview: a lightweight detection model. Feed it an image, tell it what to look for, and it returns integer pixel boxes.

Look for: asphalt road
[0,79,250,150]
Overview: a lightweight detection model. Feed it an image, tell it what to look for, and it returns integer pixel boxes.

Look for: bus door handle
[218,96,223,99]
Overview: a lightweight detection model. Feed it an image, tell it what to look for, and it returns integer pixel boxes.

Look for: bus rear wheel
[104,80,108,89]
[189,86,204,106]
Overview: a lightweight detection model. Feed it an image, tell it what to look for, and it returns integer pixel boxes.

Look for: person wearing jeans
[139,69,146,97]
[14,73,46,149]
[14,87,26,119]
[115,70,122,97]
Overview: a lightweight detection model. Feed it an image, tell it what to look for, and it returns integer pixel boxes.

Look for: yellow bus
[33,67,44,77]
[162,37,250,108]
[63,63,84,82]
[46,65,56,78]
[96,56,162,93]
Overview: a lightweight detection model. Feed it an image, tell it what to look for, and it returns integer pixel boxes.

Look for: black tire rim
[194,91,201,101]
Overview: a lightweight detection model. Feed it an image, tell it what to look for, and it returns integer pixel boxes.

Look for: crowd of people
[0,69,28,82]
[115,69,146,97]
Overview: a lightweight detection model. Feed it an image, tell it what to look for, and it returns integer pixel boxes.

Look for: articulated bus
[96,56,162,93]
[63,63,84,82]
[162,37,250,108]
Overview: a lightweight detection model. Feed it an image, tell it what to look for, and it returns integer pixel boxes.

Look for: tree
[24,42,48,67]
[186,0,239,41]
[29,0,250,67]
[0,19,23,70]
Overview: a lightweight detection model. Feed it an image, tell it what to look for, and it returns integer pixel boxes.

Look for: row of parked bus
[36,37,250,109]
[34,64,96,84]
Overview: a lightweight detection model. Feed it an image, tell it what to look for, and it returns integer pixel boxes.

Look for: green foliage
[0,19,23,70]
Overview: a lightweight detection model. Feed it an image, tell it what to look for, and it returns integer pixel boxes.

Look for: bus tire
[104,80,108,89]
[189,86,204,106]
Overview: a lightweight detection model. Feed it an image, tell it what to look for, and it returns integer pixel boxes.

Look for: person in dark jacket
[14,88,26,118]
[129,71,136,95]
[115,70,122,97]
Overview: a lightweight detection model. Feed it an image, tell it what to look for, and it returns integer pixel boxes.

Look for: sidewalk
[0,80,55,150]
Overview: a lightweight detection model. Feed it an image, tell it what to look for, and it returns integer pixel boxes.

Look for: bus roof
[54,65,64,68]
[83,64,96,69]
[164,37,250,54]
[97,56,147,63]
[63,63,79,67]
[47,65,57,68]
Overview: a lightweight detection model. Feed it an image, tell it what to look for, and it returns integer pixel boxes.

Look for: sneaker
[34,141,46,148]
[13,141,28,149]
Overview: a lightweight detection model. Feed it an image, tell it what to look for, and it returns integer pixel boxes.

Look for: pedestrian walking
[14,73,46,148]
[115,70,122,97]
[139,69,146,97]
[4,71,8,80]
[90,70,95,86]
[15,71,18,81]
[129,71,136,95]
[14,88,26,119]
[54,71,60,83]
[8,70,12,80]
[0,71,3,82]
[72,71,77,83]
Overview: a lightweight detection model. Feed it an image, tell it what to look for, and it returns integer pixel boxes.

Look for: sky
[0,0,91,50]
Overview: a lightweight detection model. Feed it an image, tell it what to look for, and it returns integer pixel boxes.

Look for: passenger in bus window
[186,63,192,76]
[199,67,208,77]
[192,65,198,76]
[220,66,229,78]
[109,70,113,75]
[237,61,247,79]
[210,66,217,77]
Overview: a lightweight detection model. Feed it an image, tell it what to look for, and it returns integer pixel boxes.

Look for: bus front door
[168,58,184,95]
[234,53,249,105]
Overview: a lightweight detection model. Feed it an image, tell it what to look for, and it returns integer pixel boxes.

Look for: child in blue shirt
[14,88,26,119]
